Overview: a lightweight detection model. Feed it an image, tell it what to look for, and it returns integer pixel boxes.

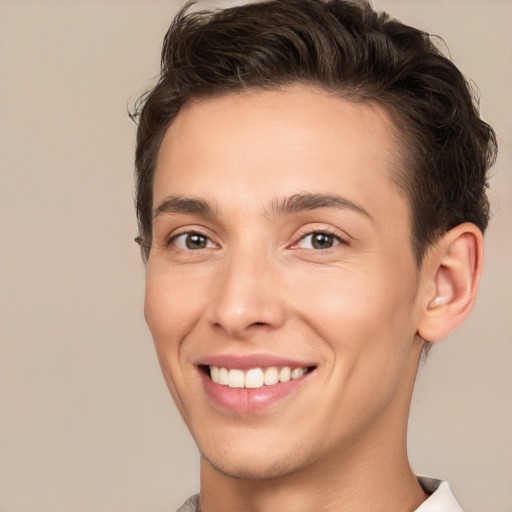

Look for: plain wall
[0,1,510,511]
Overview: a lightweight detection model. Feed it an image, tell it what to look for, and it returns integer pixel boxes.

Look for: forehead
[153,86,407,222]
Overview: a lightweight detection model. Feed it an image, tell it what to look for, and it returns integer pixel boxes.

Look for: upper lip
[194,354,317,370]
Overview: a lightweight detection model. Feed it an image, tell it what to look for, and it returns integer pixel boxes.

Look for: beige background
[0,1,510,511]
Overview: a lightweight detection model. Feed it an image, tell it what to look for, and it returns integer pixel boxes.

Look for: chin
[201,447,305,481]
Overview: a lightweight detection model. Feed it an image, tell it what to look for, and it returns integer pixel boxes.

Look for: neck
[199,423,428,512]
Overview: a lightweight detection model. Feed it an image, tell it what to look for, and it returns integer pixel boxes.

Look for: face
[145,87,427,480]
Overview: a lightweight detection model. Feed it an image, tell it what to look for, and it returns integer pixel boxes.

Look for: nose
[206,251,287,338]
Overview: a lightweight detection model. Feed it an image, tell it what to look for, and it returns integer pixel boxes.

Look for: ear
[417,223,484,342]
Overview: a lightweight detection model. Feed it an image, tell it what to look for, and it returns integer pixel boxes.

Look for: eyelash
[166,228,347,253]
[291,229,347,251]
[167,230,217,251]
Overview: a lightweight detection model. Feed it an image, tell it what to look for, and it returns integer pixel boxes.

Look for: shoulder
[175,494,199,512]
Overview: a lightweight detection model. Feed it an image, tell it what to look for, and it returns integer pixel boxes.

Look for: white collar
[415,477,463,512]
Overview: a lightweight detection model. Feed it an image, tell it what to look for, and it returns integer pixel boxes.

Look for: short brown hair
[133,0,497,264]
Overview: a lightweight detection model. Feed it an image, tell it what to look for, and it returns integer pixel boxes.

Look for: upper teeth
[209,366,307,389]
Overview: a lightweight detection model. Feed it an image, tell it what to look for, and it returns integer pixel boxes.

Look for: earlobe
[417,223,484,342]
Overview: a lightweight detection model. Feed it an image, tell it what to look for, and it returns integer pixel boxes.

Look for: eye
[171,232,216,250]
[295,231,342,250]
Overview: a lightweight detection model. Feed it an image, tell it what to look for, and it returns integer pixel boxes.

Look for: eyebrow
[152,192,371,222]
[270,193,372,219]
[152,195,216,220]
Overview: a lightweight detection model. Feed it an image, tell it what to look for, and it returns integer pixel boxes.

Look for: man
[133,1,497,510]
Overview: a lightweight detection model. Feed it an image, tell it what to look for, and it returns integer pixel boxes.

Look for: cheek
[144,268,203,343]
[289,263,418,355]
[144,270,204,419]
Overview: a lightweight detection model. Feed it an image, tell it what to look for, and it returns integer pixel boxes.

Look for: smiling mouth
[204,365,316,389]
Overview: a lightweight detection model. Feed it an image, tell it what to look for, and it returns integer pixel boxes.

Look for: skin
[144,86,482,512]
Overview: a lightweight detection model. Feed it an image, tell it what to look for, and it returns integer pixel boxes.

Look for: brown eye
[296,232,341,250]
[173,232,214,250]
[311,233,335,249]
[186,234,207,249]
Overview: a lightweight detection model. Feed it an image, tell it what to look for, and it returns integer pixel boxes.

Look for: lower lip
[199,369,313,413]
